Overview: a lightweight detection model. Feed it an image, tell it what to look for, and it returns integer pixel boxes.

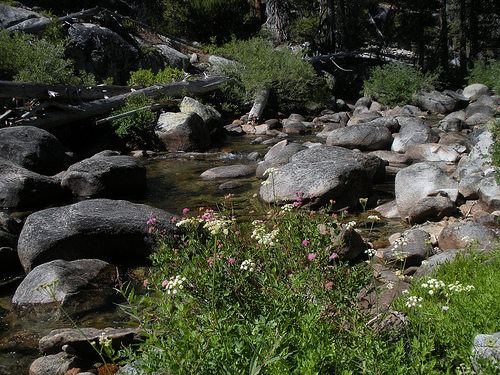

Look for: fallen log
[0,80,134,102]
[15,76,233,130]
[248,87,271,125]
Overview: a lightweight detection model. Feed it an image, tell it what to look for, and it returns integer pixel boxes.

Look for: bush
[127,68,184,87]
[0,29,76,84]
[212,37,329,112]
[110,94,156,139]
[362,63,439,107]
[468,59,500,95]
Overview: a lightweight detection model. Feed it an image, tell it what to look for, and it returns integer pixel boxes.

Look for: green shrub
[468,59,500,95]
[127,68,184,87]
[362,63,439,107]
[0,29,76,84]
[489,114,500,184]
[212,37,329,112]
[110,94,156,139]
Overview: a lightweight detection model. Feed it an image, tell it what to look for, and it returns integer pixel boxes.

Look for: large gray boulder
[325,123,393,151]
[454,129,493,180]
[154,45,190,71]
[0,4,49,31]
[405,143,460,163]
[380,229,434,267]
[0,158,66,211]
[12,259,116,316]
[0,126,65,175]
[29,352,82,375]
[259,145,385,209]
[17,199,181,273]
[59,151,146,199]
[179,97,222,134]
[391,118,439,153]
[395,162,459,222]
[437,221,498,251]
[463,83,492,101]
[67,23,140,85]
[414,90,462,114]
[155,112,211,151]
[256,140,307,179]
[39,327,146,358]
[200,164,254,179]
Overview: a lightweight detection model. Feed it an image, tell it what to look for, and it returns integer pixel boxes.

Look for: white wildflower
[367,215,380,221]
[240,259,256,273]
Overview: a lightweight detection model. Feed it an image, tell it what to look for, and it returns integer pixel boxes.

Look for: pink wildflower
[143,279,149,287]
[249,210,255,214]
[228,258,235,264]
[182,208,190,214]
[329,253,339,260]
[308,253,317,261]
[161,280,168,287]
[302,240,310,246]
[147,217,157,225]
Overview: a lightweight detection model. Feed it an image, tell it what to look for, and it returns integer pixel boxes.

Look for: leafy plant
[110,94,156,139]
[118,197,371,373]
[0,29,76,84]
[212,37,329,113]
[127,68,184,87]
[489,114,500,184]
[468,59,500,95]
[362,62,440,107]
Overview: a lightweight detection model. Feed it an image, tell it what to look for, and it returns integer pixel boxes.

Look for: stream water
[0,133,408,374]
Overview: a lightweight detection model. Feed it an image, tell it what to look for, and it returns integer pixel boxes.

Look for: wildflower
[240,259,256,272]
[345,221,356,230]
[302,240,310,246]
[249,210,255,214]
[264,167,280,176]
[308,253,317,261]
[386,281,394,290]
[461,235,472,244]
[98,333,112,348]
[367,215,380,221]
[143,279,150,288]
[402,289,409,294]
[224,193,234,200]
[146,217,157,225]
[164,275,187,295]
[329,252,339,260]
[182,208,190,214]
[406,296,423,308]
[228,258,235,264]
[442,306,449,311]
[365,248,377,257]
[251,220,278,246]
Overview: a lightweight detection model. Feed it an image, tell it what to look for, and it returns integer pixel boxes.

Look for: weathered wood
[16,76,232,130]
[248,87,271,124]
[95,99,179,124]
[0,80,134,102]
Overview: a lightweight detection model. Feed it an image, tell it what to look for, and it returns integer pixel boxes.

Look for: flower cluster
[345,221,356,230]
[163,275,187,295]
[367,215,380,221]
[421,278,446,296]
[406,296,423,308]
[240,259,256,272]
[98,333,112,348]
[447,281,475,294]
[251,220,279,246]
[203,215,234,236]
[365,248,377,258]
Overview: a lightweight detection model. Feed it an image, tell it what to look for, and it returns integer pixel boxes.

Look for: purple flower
[302,240,310,247]
[228,258,235,264]
[182,208,190,214]
[308,253,317,261]
[329,253,339,260]
[147,217,157,225]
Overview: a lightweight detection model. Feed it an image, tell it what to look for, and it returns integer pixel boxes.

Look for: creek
[0,132,408,374]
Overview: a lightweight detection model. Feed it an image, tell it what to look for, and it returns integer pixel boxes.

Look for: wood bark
[13,76,232,130]
[248,87,271,124]
[0,80,134,102]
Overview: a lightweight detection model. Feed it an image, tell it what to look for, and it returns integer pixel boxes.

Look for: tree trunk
[265,0,290,42]
[326,0,336,49]
[439,0,449,73]
[459,0,468,75]
[335,0,350,51]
